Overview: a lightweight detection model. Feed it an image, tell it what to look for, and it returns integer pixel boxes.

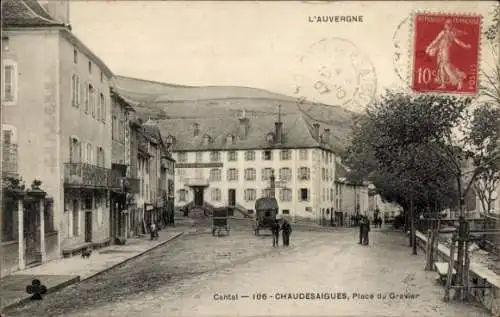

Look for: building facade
[160,113,336,221]
[1,0,115,274]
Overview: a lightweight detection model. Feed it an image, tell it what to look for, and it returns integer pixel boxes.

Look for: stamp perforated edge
[408,11,483,97]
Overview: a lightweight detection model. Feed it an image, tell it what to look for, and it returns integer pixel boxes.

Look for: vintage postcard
[0,1,499,317]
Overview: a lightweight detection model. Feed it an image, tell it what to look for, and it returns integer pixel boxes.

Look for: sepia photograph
[0,1,499,316]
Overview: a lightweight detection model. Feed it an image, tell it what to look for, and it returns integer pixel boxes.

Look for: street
[3,224,491,317]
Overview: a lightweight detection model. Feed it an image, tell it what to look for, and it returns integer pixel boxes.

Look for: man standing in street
[363,216,371,245]
[271,216,281,247]
[281,217,292,247]
[358,215,365,244]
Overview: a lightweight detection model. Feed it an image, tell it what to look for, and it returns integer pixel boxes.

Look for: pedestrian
[281,217,292,247]
[150,222,157,240]
[363,216,371,245]
[358,215,365,244]
[271,216,281,247]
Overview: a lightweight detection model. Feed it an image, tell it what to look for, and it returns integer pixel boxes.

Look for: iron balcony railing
[64,163,109,188]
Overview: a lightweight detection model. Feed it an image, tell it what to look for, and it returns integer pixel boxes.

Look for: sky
[69,1,498,112]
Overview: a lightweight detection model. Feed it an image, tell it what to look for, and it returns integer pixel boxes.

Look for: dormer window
[203,134,211,145]
[266,133,274,144]
[226,134,235,144]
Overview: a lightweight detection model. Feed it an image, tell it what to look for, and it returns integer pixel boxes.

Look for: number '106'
[416,68,437,84]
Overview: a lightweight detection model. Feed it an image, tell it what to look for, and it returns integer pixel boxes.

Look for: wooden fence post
[444,234,456,302]
[425,229,433,270]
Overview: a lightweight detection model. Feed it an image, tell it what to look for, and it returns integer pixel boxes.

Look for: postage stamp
[293,37,377,113]
[411,13,482,94]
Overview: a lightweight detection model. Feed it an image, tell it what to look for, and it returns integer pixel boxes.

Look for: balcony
[184,177,209,187]
[64,163,109,188]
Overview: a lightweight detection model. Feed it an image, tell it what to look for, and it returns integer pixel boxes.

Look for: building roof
[2,0,65,27]
[3,0,114,77]
[157,113,334,152]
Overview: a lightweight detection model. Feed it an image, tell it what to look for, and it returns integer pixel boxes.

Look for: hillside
[112,75,357,153]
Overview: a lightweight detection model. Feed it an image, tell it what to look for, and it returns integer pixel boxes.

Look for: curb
[81,232,184,281]
[1,232,184,313]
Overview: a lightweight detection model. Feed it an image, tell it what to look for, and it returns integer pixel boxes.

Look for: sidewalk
[0,226,191,311]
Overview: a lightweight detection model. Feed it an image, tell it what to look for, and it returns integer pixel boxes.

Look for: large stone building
[159,112,336,221]
[1,0,114,274]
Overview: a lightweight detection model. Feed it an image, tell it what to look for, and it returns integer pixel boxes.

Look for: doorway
[194,187,204,206]
[85,211,92,242]
[228,189,236,206]
[24,200,41,266]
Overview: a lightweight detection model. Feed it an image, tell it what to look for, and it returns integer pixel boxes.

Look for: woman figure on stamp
[425,19,471,90]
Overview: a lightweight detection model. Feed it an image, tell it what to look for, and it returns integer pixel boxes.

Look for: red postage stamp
[411,13,482,94]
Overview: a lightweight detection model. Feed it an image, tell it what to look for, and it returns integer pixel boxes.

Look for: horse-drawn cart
[254,198,278,236]
[212,207,231,236]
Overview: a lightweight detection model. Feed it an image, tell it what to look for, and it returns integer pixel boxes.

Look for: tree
[481,4,500,106]
[470,104,500,214]
[344,91,460,256]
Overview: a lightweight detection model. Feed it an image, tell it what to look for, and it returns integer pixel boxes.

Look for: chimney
[322,128,330,144]
[42,1,71,26]
[274,121,283,144]
[313,123,320,140]
[193,122,199,136]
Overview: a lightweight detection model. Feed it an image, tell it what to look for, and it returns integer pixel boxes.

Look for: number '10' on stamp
[411,13,482,95]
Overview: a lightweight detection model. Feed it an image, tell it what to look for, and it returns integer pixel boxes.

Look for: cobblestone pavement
[3,227,492,317]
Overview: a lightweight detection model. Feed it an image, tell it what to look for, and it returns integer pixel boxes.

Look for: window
[97,146,105,167]
[69,137,81,162]
[89,85,96,118]
[322,168,326,181]
[211,188,221,201]
[226,134,235,144]
[100,71,103,83]
[262,188,273,198]
[2,125,18,174]
[209,168,221,181]
[279,188,292,202]
[300,188,310,201]
[263,150,272,160]
[101,94,106,123]
[266,133,274,143]
[210,151,220,162]
[203,135,212,145]
[85,142,93,164]
[195,152,203,162]
[178,189,187,202]
[279,168,291,181]
[71,74,80,107]
[3,60,17,105]
[177,152,187,162]
[262,168,274,181]
[298,167,310,180]
[98,93,104,121]
[227,168,238,181]
[282,209,290,215]
[244,150,255,161]
[244,168,256,181]
[88,61,92,73]
[330,188,334,201]
[299,149,308,160]
[244,189,256,201]
[83,83,89,113]
[73,48,78,64]
[322,188,325,201]
[228,151,237,161]
[280,150,291,160]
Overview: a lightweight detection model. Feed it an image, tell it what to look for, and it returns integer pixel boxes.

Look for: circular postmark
[293,37,377,113]
[392,17,412,87]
